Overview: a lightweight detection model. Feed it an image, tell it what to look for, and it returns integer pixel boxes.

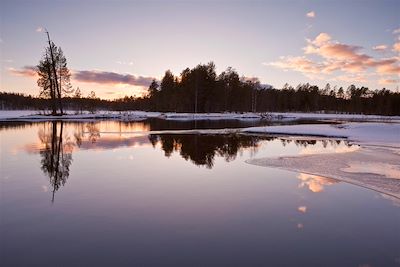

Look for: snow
[0,110,262,121]
[341,162,400,179]
[161,112,263,120]
[244,122,400,148]
[267,112,400,122]
[245,122,400,199]
[0,110,42,119]
[0,110,159,122]
[247,146,400,199]
[1,110,399,122]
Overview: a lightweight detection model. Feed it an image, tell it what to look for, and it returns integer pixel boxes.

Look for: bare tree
[36,30,72,115]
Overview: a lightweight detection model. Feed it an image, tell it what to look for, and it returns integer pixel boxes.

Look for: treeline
[1,62,400,115]
[0,92,111,112]
[141,62,400,115]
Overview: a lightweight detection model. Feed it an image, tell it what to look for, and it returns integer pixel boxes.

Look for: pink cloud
[373,45,388,51]
[306,11,315,18]
[73,70,155,87]
[375,61,400,75]
[266,56,325,74]
[312,32,331,46]
[379,78,400,85]
[9,66,156,88]
[335,74,368,83]
[394,42,400,52]
[8,66,37,77]
[267,32,400,83]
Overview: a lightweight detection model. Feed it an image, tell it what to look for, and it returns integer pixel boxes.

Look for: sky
[1,0,399,99]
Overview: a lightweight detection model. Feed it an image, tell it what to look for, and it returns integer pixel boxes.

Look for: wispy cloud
[265,56,325,74]
[8,66,37,77]
[73,70,154,87]
[393,27,400,35]
[116,61,134,66]
[306,11,315,18]
[334,74,368,83]
[36,26,44,32]
[379,78,400,85]
[372,45,388,52]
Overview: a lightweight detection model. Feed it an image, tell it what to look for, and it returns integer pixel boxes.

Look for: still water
[1,121,399,266]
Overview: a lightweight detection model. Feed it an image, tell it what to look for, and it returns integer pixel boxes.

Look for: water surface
[1,121,399,266]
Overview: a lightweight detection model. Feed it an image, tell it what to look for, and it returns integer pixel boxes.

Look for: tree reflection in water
[150,134,353,168]
[149,134,273,168]
[39,122,72,202]
[38,122,101,202]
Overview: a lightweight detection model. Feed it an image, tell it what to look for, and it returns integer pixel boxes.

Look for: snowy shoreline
[1,110,399,122]
[243,122,400,148]
[244,122,400,199]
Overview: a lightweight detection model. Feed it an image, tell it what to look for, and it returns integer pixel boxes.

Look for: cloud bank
[9,66,155,88]
[73,70,154,87]
[8,66,37,77]
[266,32,400,85]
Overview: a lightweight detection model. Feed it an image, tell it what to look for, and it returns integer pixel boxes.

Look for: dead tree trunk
[45,56,57,115]
[46,30,63,115]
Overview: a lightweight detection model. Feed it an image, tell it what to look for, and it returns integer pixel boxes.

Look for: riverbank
[1,110,399,122]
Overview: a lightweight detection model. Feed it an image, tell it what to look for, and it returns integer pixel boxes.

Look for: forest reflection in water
[2,121,400,267]
[3,121,353,201]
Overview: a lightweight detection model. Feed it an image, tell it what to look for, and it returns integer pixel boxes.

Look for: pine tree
[36,31,72,115]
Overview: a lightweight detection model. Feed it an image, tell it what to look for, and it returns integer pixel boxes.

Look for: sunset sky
[1,0,399,99]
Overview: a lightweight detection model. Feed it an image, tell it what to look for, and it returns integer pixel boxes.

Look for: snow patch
[341,162,400,179]
[247,146,400,199]
[244,122,400,148]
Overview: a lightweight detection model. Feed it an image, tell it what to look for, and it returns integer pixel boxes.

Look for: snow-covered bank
[243,122,400,148]
[0,110,399,122]
[0,110,265,121]
[244,122,400,199]
[0,110,43,119]
[268,112,400,122]
[0,110,270,121]
[160,112,263,120]
[0,110,158,121]
[247,147,400,199]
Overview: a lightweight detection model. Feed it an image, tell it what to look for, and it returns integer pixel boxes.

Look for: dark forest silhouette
[2,62,399,115]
